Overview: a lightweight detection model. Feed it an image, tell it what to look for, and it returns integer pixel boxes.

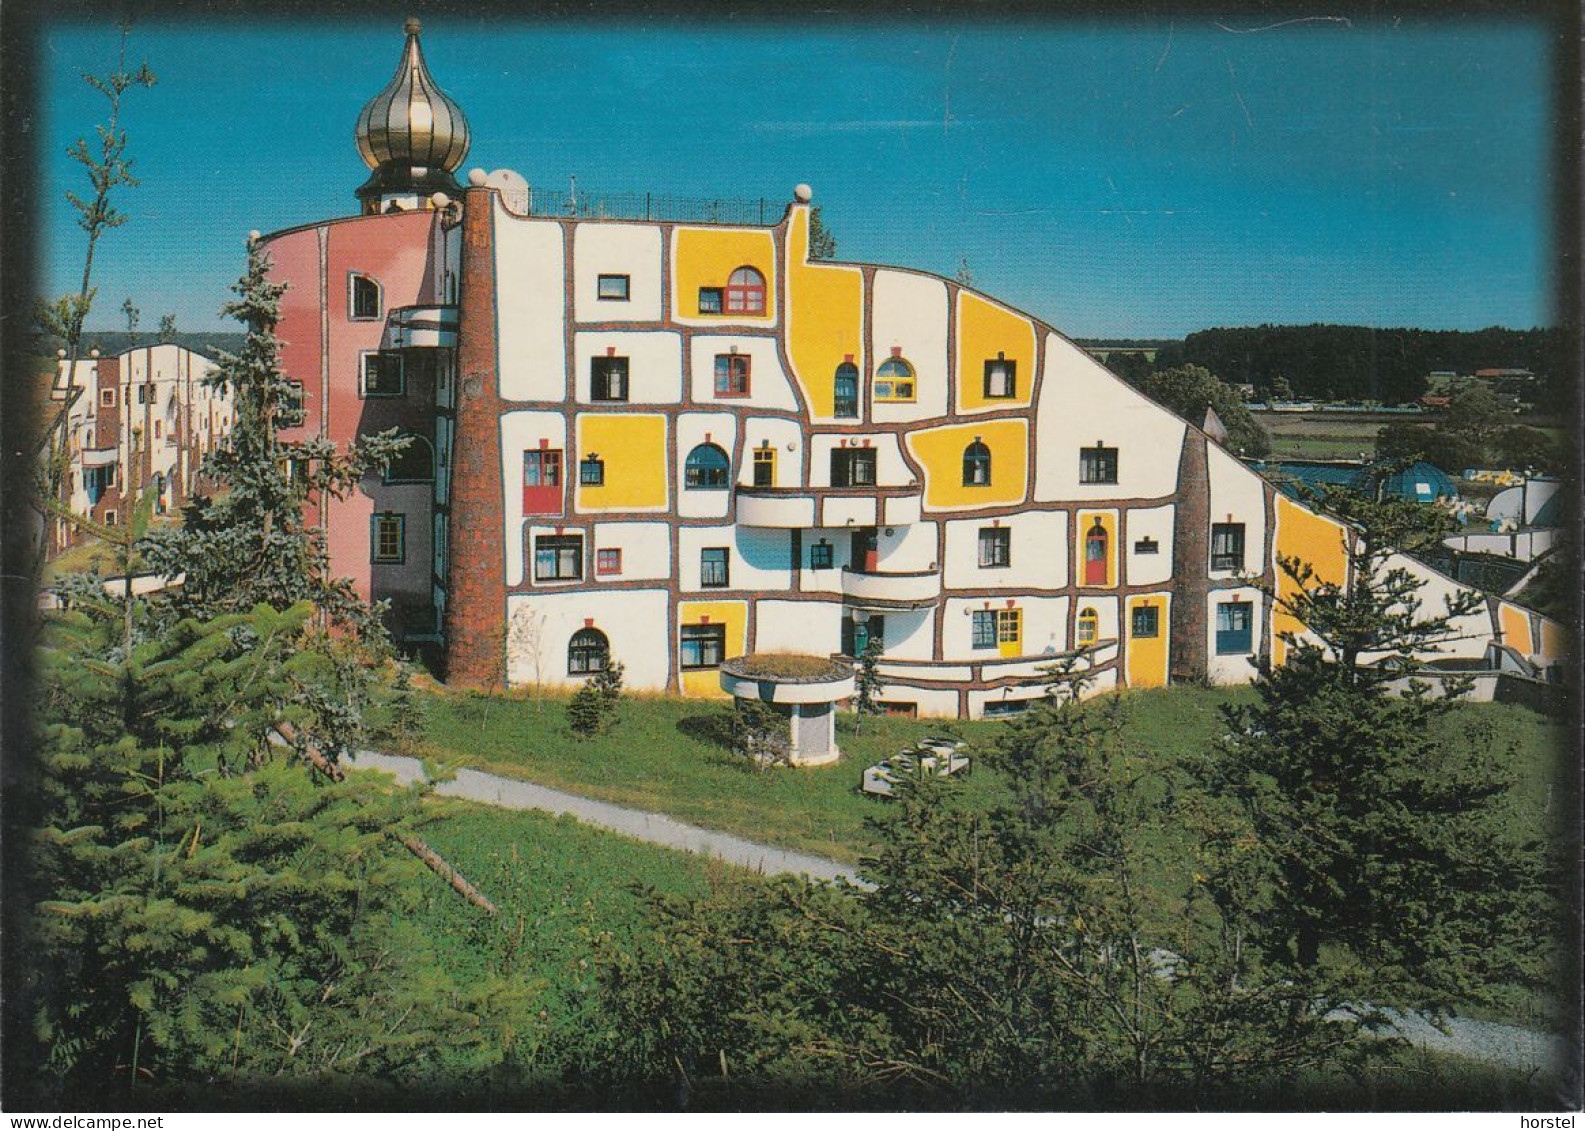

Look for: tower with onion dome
[353,18,471,214]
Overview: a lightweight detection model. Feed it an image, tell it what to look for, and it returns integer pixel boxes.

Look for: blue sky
[38,14,1559,338]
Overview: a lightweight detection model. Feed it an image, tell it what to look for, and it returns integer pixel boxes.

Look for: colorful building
[49,343,229,549]
[255,21,1568,718]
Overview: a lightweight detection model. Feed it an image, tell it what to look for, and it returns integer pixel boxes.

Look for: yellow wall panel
[1497,602,1534,656]
[956,291,1036,412]
[905,419,1028,509]
[1538,617,1568,666]
[784,207,865,417]
[1125,593,1171,688]
[673,227,777,323]
[1075,509,1119,589]
[678,599,748,698]
[576,413,668,511]
[1272,495,1350,665]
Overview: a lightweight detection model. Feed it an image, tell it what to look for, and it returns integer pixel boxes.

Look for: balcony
[840,565,942,609]
[382,305,459,350]
[735,483,923,529]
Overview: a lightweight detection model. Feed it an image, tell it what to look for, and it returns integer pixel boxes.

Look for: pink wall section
[262,210,438,603]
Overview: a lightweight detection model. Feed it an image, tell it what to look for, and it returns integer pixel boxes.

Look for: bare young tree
[506,604,548,709]
[35,23,157,557]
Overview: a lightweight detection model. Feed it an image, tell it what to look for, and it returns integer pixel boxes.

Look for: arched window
[384,435,435,483]
[568,627,610,675]
[684,442,731,489]
[1077,607,1099,646]
[1084,519,1109,585]
[724,266,766,315]
[833,362,859,418]
[962,440,992,487]
[874,357,916,402]
[349,273,381,320]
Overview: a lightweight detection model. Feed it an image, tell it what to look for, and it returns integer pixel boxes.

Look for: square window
[534,534,583,582]
[831,448,877,488]
[978,527,1011,568]
[698,287,723,314]
[1211,523,1246,572]
[100,389,116,408]
[1080,445,1118,484]
[1131,605,1160,639]
[810,541,833,569]
[700,547,730,588]
[597,548,623,575]
[371,513,405,564]
[591,356,629,402]
[971,610,998,649]
[361,352,405,397]
[579,455,605,486]
[597,274,631,301]
[984,357,1017,399]
[1216,601,1254,655]
[714,353,751,396]
[680,623,727,669]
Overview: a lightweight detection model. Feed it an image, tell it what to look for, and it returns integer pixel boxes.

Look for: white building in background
[49,343,231,549]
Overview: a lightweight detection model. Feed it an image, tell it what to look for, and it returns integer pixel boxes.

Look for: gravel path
[348,749,1570,1075]
[349,749,862,885]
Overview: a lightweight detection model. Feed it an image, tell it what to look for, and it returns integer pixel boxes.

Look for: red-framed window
[523,448,563,514]
[596,548,623,575]
[714,353,751,396]
[724,266,766,315]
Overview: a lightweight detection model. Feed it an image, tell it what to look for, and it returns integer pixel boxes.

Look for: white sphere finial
[56,347,67,359]
[794,183,813,203]
[248,229,261,244]
[467,168,488,187]
[430,191,450,209]
[89,347,100,358]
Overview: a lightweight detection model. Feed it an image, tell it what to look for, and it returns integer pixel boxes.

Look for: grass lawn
[403,684,1272,864]
[408,797,723,989]
[403,683,1566,873]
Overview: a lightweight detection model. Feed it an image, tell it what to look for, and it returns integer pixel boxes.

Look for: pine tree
[852,638,884,734]
[1197,468,1553,1014]
[567,679,604,739]
[592,659,625,728]
[20,600,518,1102]
[142,237,408,637]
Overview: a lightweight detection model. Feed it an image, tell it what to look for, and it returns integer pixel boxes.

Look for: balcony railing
[382,305,459,350]
[735,483,922,528]
[840,565,942,608]
[524,189,776,227]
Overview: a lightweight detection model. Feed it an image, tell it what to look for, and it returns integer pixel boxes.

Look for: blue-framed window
[1215,601,1254,654]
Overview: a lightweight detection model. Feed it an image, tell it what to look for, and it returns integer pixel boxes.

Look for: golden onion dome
[354,18,470,184]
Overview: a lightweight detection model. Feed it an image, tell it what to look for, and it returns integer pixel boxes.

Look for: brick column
[441,186,508,688]
[1170,431,1211,683]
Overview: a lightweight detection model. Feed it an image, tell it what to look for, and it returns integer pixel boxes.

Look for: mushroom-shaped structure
[719,654,856,767]
[354,18,470,212]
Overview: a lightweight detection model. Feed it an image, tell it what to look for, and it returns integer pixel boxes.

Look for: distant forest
[64,325,1571,414]
[1151,324,1570,409]
[70,330,245,359]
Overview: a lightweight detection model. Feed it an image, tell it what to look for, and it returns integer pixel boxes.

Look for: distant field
[1252,412,1388,461]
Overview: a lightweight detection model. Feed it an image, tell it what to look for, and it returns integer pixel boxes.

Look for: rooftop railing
[520,188,778,227]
